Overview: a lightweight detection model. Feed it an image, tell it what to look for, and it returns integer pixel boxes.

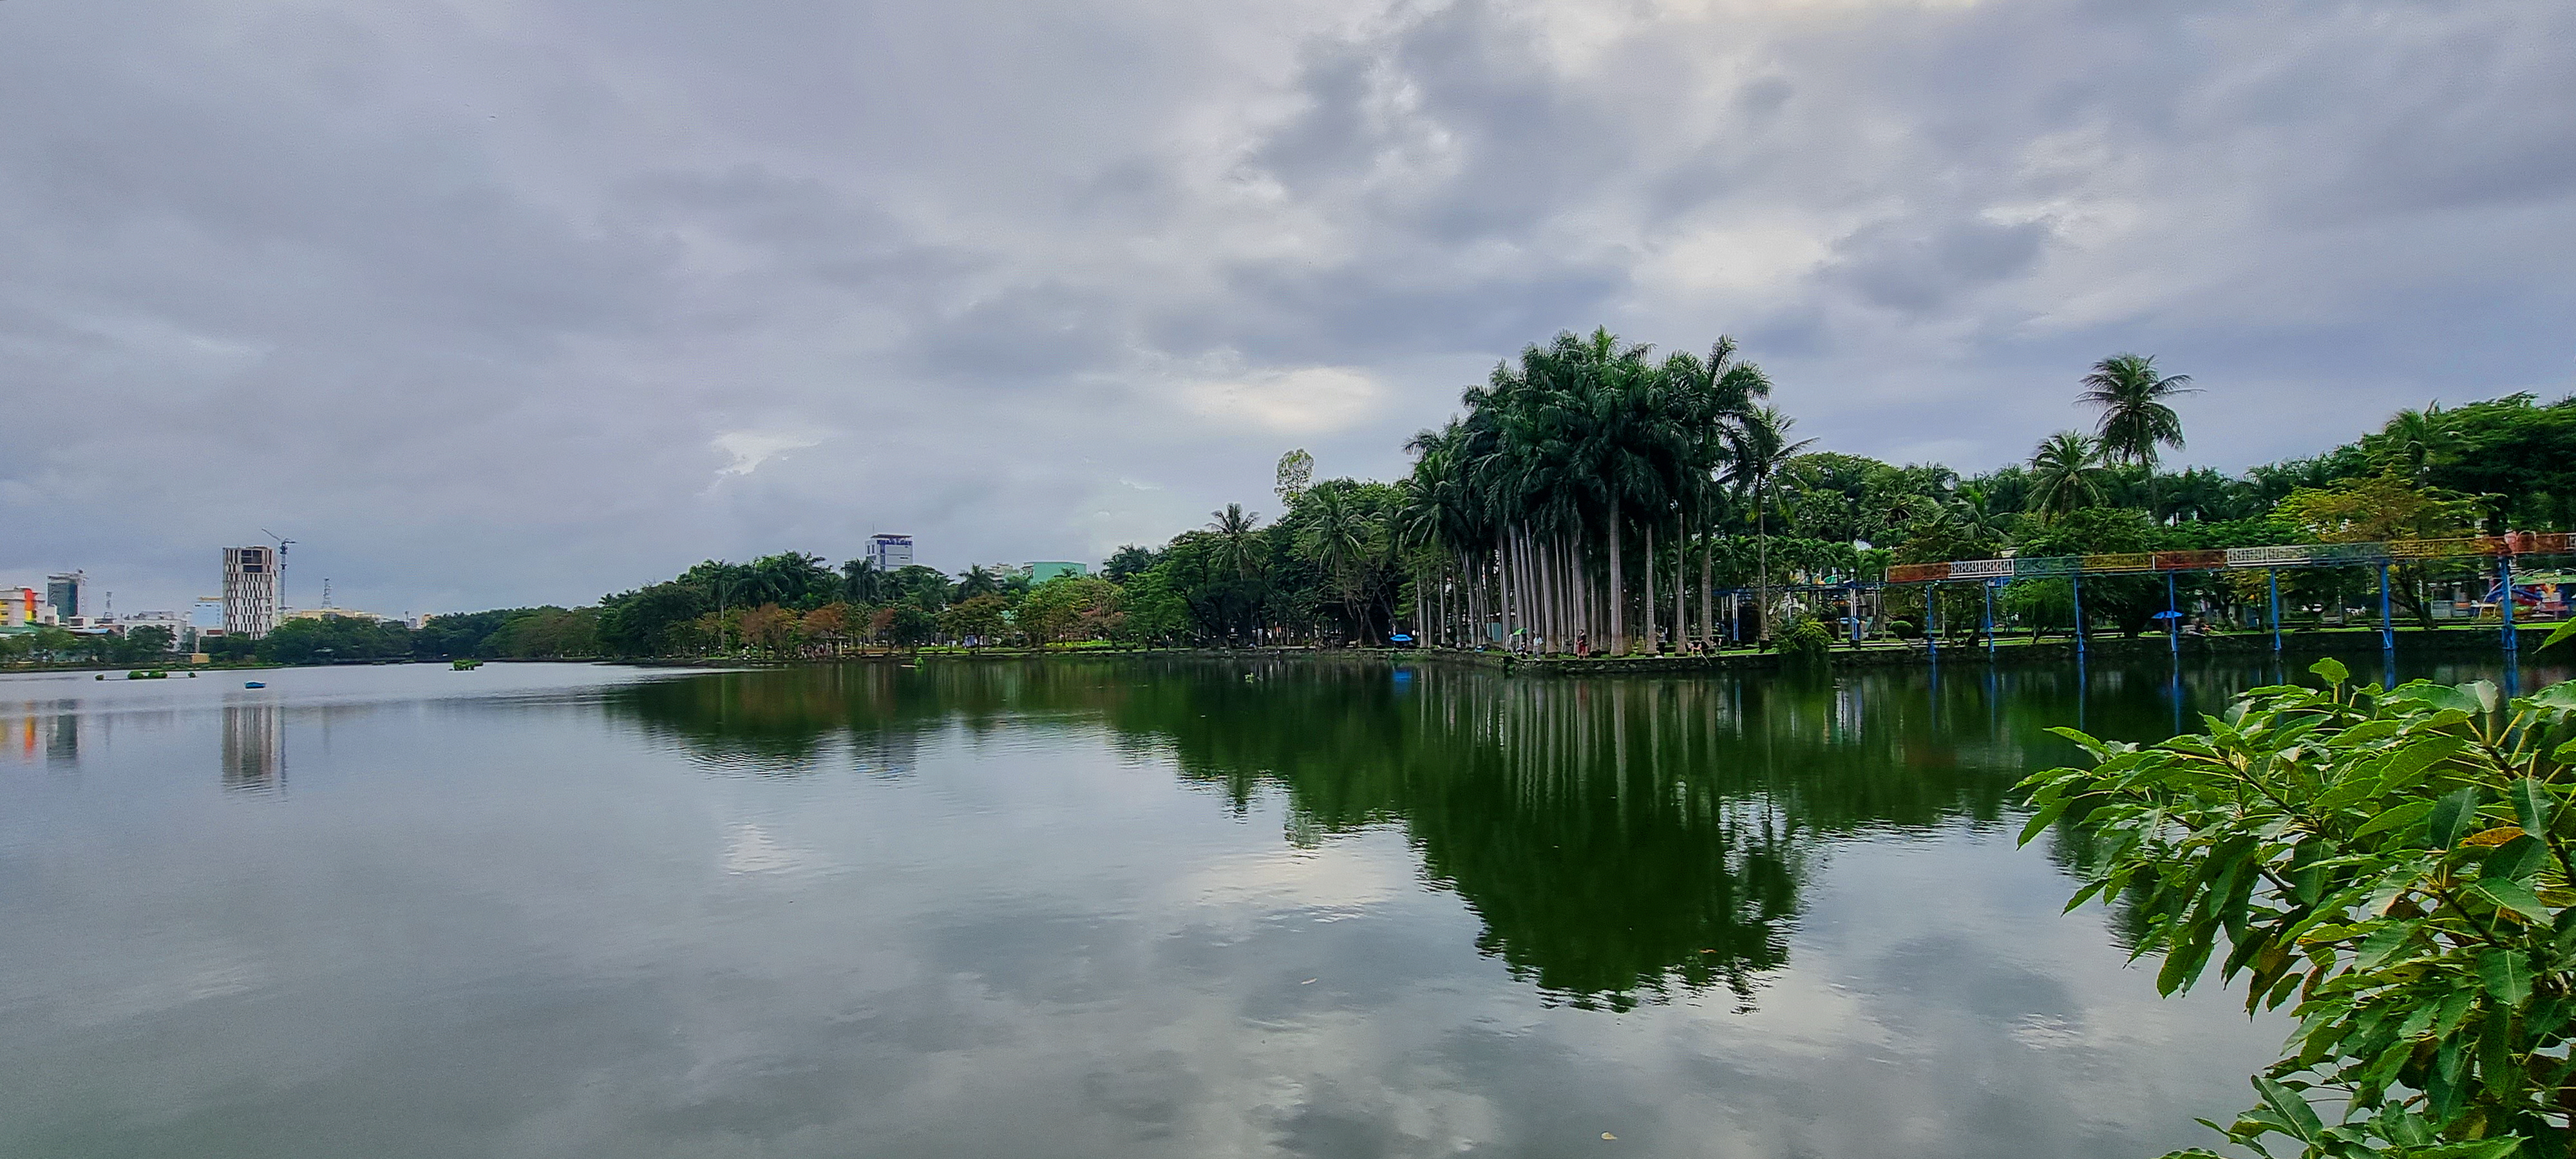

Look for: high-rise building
[222,547,281,638]
[46,572,85,621]
[1027,561,1086,583]
[869,534,913,573]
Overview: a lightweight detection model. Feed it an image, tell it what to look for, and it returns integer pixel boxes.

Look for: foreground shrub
[1779,614,1834,664]
[2023,644,2576,1157]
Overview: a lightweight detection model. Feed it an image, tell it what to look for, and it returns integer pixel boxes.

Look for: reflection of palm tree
[2028,431,2108,520]
[1723,406,1815,641]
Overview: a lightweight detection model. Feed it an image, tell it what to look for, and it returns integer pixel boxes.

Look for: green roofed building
[1027,561,1086,584]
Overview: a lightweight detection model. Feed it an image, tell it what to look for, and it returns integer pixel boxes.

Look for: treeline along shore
[23,326,2566,672]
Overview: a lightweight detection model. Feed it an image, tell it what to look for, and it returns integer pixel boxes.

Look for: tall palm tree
[1206,504,1264,580]
[1297,485,1381,641]
[2079,353,2196,469]
[954,565,1001,599]
[1669,335,1770,646]
[1723,405,1814,642]
[2367,403,2458,482]
[2028,431,2108,520]
[2079,353,2196,519]
[839,556,884,605]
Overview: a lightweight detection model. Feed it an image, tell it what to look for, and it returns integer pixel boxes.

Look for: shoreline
[13,625,2556,680]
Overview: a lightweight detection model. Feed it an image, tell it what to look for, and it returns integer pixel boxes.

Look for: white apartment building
[222,546,281,639]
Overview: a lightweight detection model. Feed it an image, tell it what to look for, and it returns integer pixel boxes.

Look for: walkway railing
[1884,532,2573,585]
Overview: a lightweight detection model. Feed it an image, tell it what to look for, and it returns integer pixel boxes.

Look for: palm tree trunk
[1562,532,1577,654]
[1542,533,1557,654]
[1533,531,1551,653]
[1510,529,1528,650]
[1607,510,1627,655]
[1643,521,1656,654]
[1673,517,1687,650]
[1412,572,1432,652]
[1698,519,1712,648]
[1757,495,1773,643]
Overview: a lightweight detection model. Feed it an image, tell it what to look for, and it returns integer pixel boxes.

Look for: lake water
[5,651,2568,1158]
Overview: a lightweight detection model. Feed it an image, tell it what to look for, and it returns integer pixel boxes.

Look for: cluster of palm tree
[1388,341,2235,655]
[1398,328,1789,655]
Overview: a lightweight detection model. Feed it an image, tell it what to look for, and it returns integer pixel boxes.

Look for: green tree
[2027,431,2109,520]
[257,616,417,664]
[955,566,1002,599]
[115,625,176,663]
[2365,403,2462,483]
[882,605,936,648]
[1102,545,1158,583]
[1016,577,1119,646]
[1112,570,1189,646]
[480,607,600,658]
[938,594,1011,646]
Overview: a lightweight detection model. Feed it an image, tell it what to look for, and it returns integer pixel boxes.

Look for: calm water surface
[5,652,2567,1158]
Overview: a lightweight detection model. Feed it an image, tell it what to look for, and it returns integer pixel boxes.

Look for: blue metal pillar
[2501,556,2517,654]
[2166,571,2179,657]
[2071,572,2087,660]
[1850,584,1862,646]
[2268,569,2283,654]
[2378,563,2394,651]
[1984,579,1997,658]
[1927,584,1940,661]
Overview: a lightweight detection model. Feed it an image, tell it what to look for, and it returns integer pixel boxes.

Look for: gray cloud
[3,0,2571,614]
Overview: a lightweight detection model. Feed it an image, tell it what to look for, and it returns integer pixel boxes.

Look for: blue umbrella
[2152,610,2184,620]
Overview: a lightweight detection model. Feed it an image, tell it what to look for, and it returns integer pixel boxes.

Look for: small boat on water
[451,659,484,670]
[126,670,169,680]
[243,681,267,689]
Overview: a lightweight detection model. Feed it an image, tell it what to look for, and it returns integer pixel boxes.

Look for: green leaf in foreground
[2478,948,2535,1004]
[2022,673,2576,1158]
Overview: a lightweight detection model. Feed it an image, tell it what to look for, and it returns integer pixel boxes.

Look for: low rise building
[1027,561,1088,584]
[108,611,194,648]
[3,587,55,627]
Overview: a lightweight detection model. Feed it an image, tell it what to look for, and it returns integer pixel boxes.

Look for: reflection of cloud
[62,948,267,1026]
[721,822,831,877]
[1168,847,1401,916]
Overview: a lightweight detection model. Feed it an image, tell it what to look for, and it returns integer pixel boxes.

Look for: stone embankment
[1401,625,2561,675]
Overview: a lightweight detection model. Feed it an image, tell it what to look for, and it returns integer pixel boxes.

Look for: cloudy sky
[5,0,2571,616]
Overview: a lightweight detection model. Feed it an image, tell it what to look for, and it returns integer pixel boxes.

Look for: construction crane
[260,529,295,610]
